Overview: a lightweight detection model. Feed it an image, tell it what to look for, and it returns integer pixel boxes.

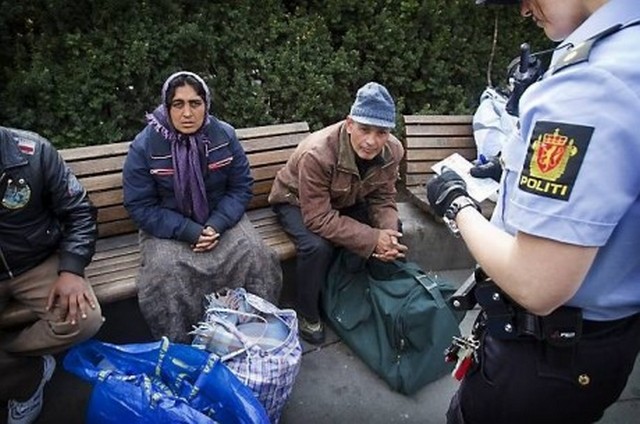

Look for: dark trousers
[273,203,373,322]
[447,313,640,424]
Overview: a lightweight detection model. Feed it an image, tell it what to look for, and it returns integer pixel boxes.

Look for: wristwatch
[443,196,480,237]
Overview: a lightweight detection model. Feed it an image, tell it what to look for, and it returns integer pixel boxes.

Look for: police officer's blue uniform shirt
[492,0,640,321]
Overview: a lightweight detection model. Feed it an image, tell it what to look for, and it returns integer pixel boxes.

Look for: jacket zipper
[362,159,395,184]
[0,248,12,279]
[0,171,15,278]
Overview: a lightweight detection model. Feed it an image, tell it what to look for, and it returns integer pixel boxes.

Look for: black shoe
[299,317,325,345]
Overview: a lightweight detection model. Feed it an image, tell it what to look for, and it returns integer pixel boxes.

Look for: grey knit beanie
[349,82,396,129]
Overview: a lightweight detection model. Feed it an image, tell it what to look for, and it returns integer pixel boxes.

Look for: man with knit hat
[269,82,407,344]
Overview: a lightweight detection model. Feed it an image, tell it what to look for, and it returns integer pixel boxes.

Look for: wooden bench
[402,115,494,218]
[0,122,310,328]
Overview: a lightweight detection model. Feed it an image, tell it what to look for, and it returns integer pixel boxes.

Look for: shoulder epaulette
[552,24,622,74]
[552,19,640,75]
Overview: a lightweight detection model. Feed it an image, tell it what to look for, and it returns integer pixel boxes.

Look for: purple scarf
[146,105,210,224]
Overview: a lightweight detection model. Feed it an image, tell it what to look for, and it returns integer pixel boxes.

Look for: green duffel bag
[323,248,464,395]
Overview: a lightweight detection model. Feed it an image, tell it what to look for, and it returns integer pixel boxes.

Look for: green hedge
[0,0,548,148]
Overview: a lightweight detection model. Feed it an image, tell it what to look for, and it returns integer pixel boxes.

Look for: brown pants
[0,255,103,403]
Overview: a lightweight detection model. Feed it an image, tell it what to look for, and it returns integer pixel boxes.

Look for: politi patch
[519,121,593,201]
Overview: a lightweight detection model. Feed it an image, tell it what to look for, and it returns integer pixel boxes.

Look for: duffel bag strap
[393,261,446,309]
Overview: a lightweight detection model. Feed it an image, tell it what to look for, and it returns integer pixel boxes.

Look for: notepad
[432,153,500,203]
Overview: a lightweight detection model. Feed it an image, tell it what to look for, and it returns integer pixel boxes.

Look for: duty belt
[450,268,583,347]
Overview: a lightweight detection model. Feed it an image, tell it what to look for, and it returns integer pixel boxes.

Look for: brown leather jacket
[268,121,404,258]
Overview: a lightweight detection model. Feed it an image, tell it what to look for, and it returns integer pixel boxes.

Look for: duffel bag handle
[392,261,447,309]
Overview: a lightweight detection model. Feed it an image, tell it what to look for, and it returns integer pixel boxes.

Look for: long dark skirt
[136,214,282,343]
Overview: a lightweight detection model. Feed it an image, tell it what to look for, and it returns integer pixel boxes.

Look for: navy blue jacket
[122,118,253,244]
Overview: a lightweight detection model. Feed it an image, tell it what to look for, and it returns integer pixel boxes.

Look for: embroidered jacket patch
[1,178,31,209]
[17,140,36,155]
[519,121,593,201]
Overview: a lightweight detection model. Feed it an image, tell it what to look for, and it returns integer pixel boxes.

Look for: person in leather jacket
[0,126,103,424]
[268,82,407,344]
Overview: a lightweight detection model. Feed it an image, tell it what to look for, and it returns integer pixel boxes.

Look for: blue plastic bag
[64,338,269,424]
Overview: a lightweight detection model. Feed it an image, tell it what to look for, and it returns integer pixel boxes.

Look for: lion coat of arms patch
[518,121,594,201]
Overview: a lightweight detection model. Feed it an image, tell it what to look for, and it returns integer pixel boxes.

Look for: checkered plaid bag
[192,288,302,423]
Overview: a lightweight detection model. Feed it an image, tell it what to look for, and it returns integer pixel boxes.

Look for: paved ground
[29,268,640,424]
[278,269,640,424]
[281,323,640,424]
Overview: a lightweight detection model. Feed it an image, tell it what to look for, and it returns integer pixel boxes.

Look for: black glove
[470,155,502,182]
[425,168,469,218]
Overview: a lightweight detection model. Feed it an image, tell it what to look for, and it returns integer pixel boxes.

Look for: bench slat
[269,243,297,261]
[406,148,477,162]
[79,173,123,193]
[406,137,475,149]
[91,246,139,263]
[97,205,129,224]
[259,226,292,239]
[88,268,139,287]
[98,219,138,238]
[88,189,124,208]
[250,164,286,182]
[94,279,138,303]
[86,258,140,278]
[246,207,277,221]
[247,147,298,167]
[251,217,280,230]
[248,194,270,210]
[241,133,308,153]
[61,142,131,162]
[406,161,440,174]
[93,233,138,254]
[236,122,309,139]
[69,156,127,177]
[405,125,474,137]
[253,180,277,196]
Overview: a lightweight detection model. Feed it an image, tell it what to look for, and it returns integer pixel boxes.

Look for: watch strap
[443,196,480,237]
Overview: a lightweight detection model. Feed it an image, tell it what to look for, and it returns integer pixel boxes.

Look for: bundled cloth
[192,288,302,423]
[472,87,518,160]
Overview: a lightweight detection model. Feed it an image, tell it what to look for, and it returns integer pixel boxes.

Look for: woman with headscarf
[123,71,282,343]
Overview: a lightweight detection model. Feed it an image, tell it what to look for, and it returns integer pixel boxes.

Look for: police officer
[427,0,640,423]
